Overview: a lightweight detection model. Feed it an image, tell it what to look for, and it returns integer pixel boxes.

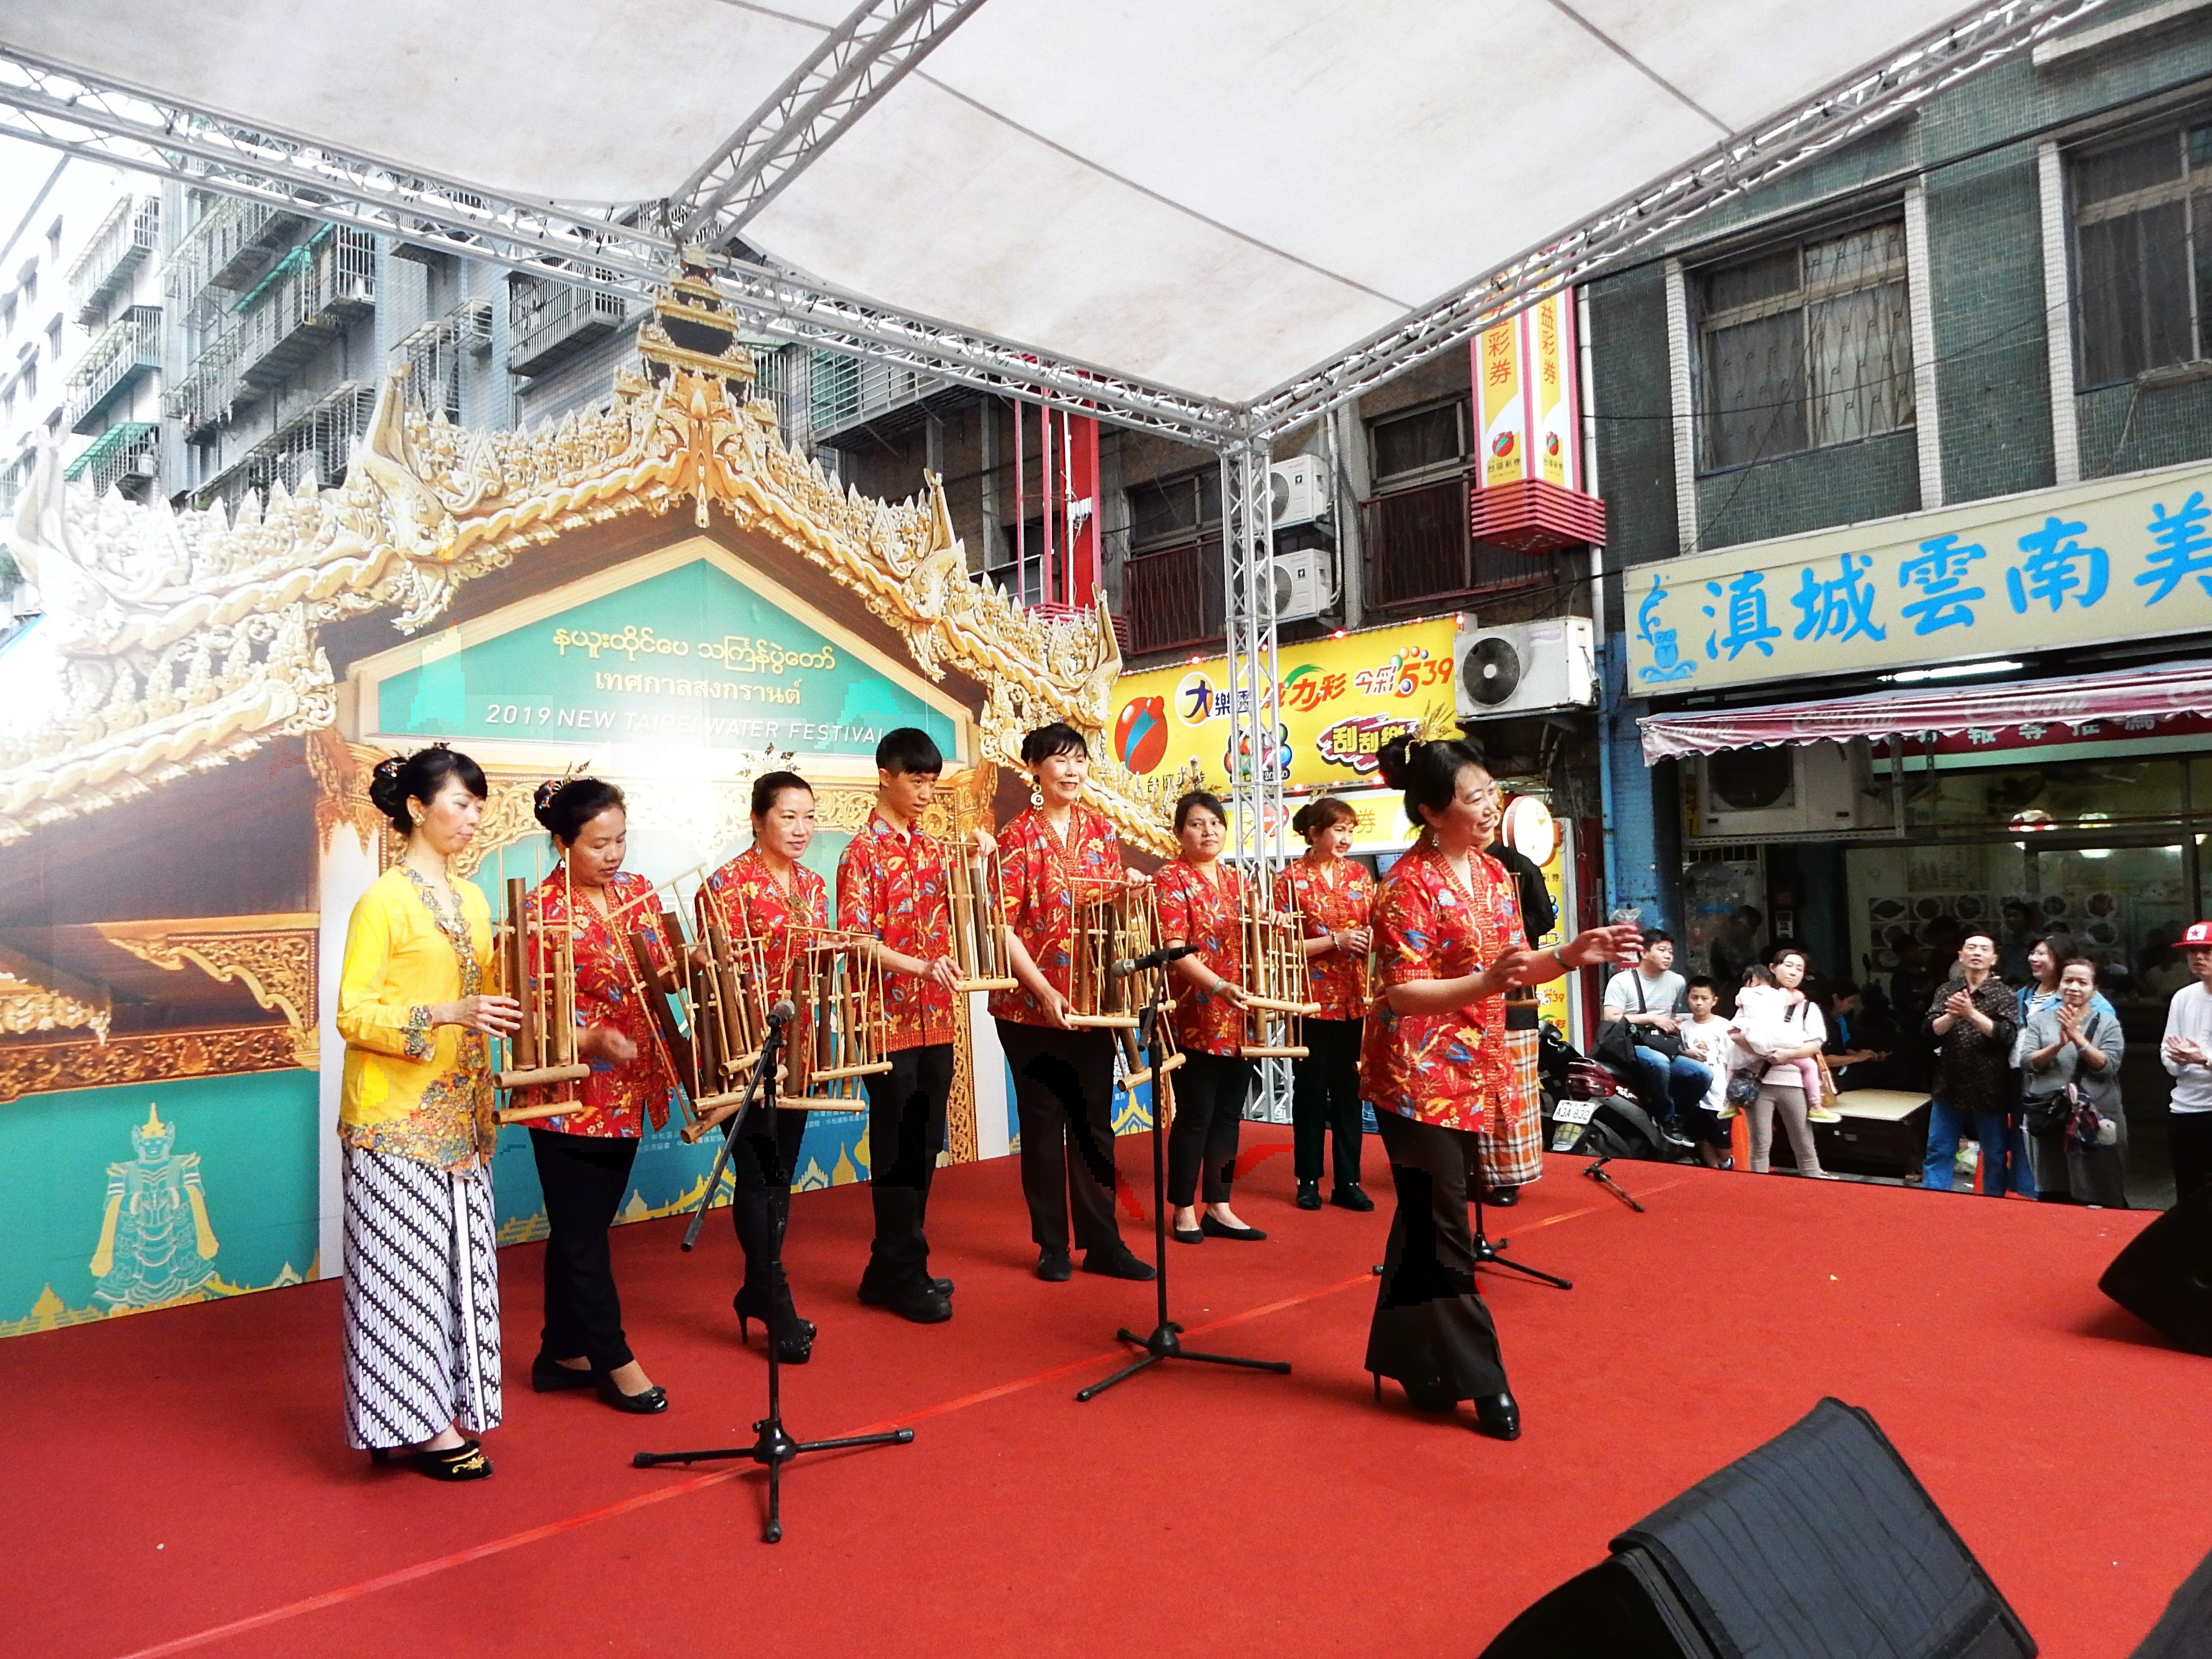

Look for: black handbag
[2021,1089,2071,1138]
[1630,972,1685,1059]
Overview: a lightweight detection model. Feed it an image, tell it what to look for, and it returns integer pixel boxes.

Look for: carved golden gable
[1,308,1184,853]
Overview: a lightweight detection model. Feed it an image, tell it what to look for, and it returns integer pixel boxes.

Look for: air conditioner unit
[1453,616,1596,719]
[1268,453,1330,526]
[1269,548,1333,623]
[1691,740,1884,839]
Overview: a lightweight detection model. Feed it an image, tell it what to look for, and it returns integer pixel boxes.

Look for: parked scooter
[1538,1023,1696,1164]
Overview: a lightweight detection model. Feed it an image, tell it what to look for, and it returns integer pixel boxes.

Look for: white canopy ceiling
[0,0,2072,409]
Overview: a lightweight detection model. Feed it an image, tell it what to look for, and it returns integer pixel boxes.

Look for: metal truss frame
[1245,0,2111,440]
[1217,440,1292,1122]
[0,48,1239,445]
[672,0,988,249]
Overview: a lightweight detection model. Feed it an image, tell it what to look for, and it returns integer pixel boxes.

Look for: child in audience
[1678,975,1737,1169]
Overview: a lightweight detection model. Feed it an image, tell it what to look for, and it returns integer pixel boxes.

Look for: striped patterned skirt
[1478,1027,1546,1190]
[340,1146,503,1451]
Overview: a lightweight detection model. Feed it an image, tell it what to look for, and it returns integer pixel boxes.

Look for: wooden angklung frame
[1239,887,1321,1061]
[945,833,1018,994]
[1066,878,1167,1030]
[493,874,592,1124]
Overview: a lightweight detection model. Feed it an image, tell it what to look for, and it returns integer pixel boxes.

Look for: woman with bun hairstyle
[1362,736,1637,1440]
[1276,794,1375,1212]
[514,777,678,1415]
[698,770,828,1363]
[1155,789,1264,1244]
[992,722,1154,1284]
[337,745,520,1480]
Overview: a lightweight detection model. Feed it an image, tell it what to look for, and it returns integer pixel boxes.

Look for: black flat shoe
[1485,1186,1519,1208]
[1036,1249,1073,1282]
[927,1275,955,1296]
[1474,1392,1522,1441]
[1082,1244,1157,1281]
[1329,1184,1375,1212]
[531,1355,596,1393]
[410,1439,493,1481]
[1295,1180,1321,1210]
[594,1374,669,1414]
[1172,1225,1204,1244]
[1199,1214,1266,1241]
[884,1285,953,1324]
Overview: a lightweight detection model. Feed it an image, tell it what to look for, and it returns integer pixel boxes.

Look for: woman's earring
[1030,782,1045,809]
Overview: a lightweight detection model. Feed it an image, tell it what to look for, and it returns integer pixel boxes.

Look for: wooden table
[1767,1088,1932,1179]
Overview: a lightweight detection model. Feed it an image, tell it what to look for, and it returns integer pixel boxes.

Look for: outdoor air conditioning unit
[1453,616,1596,719]
[1268,453,1330,526]
[1692,740,1882,838]
[1269,548,1334,623]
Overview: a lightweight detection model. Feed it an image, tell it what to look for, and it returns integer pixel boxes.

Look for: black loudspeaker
[2130,1547,2212,1659]
[2099,1184,2212,1356]
[1480,1398,2035,1659]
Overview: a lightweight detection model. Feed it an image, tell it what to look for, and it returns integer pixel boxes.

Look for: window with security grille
[2069,116,2212,388]
[1366,398,1468,486]
[1694,219,1914,472]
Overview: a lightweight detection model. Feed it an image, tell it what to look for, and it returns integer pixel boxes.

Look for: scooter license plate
[1551,1099,1598,1125]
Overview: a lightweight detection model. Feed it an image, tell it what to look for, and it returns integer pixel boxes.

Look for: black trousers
[1292,1016,1365,1189]
[861,1043,952,1287]
[997,1020,1122,1255]
[726,1103,810,1297]
[529,1127,642,1372]
[1168,1050,1252,1208]
[1365,1111,1508,1402]
[2171,1111,2212,1207]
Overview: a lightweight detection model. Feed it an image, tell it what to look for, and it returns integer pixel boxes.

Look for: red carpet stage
[1,1127,2201,1659]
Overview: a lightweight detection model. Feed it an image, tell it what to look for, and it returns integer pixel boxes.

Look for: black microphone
[766,998,797,1027]
[1111,943,1198,978]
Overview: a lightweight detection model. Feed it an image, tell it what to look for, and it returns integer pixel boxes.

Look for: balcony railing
[64,306,161,434]
[194,380,377,508]
[67,195,159,326]
[395,300,493,422]
[1121,536,1224,659]
[166,195,308,320]
[1359,469,1576,613]
[508,275,628,377]
[168,228,374,429]
[808,348,938,440]
[64,420,158,497]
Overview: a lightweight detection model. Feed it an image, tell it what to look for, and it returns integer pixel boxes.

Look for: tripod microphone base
[1470,1234,1574,1290]
[1075,1321,1292,1402]
[635,1418,915,1543]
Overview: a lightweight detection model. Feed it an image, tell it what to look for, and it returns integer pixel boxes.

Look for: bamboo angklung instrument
[1066,877,1164,1029]
[494,872,593,1124]
[792,929,891,1106]
[1238,881,1322,1062]
[675,889,782,1143]
[945,835,1017,993]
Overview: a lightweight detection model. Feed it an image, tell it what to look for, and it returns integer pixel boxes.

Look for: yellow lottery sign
[1107,618,1458,794]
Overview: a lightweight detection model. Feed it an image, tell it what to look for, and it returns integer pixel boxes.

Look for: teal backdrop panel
[0,1069,318,1336]
[372,558,955,759]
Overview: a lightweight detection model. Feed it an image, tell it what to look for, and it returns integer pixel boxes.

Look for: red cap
[2185,922,2212,948]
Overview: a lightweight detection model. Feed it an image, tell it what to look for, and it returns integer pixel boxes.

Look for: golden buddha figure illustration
[88,1103,220,1312]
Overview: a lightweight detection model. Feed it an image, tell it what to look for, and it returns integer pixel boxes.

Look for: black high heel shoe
[1473,1392,1522,1441]
[735,1285,815,1364]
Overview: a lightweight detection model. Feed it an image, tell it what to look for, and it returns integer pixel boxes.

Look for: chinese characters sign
[1474,291,1581,492]
[1107,618,1457,793]
[1627,462,2212,692]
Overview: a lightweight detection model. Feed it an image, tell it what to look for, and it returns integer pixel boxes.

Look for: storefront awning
[1637,661,2212,761]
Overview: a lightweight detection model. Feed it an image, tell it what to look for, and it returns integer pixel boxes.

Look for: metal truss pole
[673,0,989,248]
[0,48,1238,447]
[1219,439,1289,1124]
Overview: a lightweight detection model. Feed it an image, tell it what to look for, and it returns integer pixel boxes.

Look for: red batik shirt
[990,804,1125,1027]
[1358,834,1522,1133]
[836,811,956,1052]
[1273,854,1375,1022]
[700,848,830,1082]
[512,869,679,1138]
[1154,858,1248,1058]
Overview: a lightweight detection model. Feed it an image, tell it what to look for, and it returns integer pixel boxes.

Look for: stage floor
[0,1128,2199,1659]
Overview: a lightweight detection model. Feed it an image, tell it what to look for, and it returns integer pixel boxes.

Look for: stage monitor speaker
[2129,1547,2212,1659]
[1479,1398,2035,1659]
[2099,1184,2212,1356]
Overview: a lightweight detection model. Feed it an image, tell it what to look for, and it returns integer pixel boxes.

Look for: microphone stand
[1076,959,1292,1401]
[635,1011,914,1542]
